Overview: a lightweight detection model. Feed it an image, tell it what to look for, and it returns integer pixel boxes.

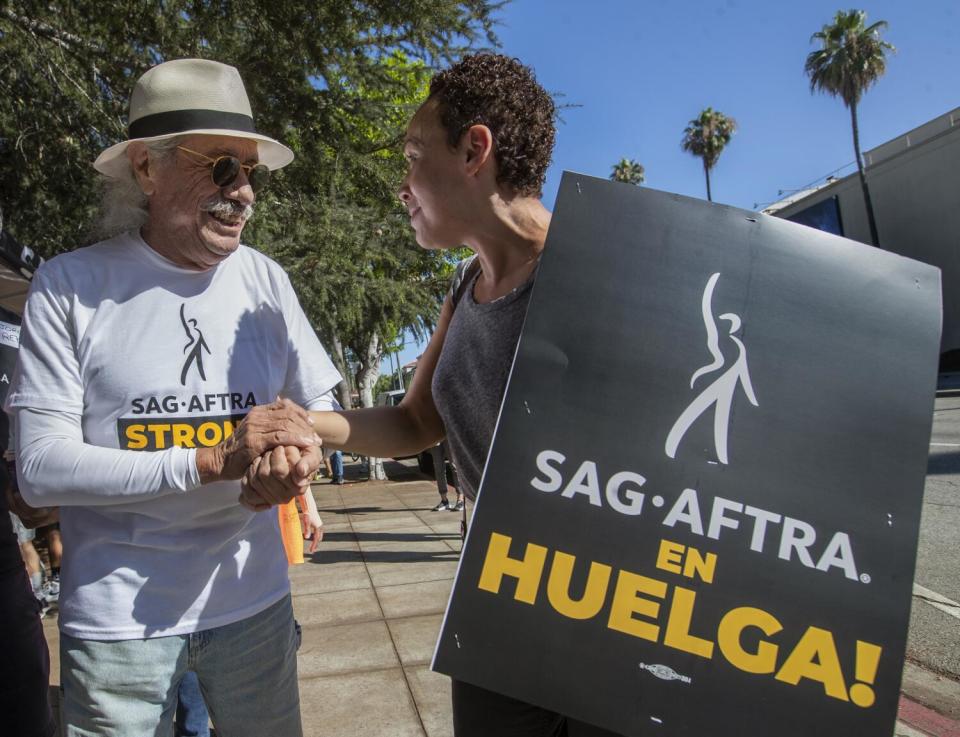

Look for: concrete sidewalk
[288,469,462,737]
[39,461,960,736]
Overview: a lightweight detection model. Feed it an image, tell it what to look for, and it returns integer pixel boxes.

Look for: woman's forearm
[310,405,444,459]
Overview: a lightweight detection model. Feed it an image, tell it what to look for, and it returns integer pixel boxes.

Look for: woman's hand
[300,506,324,553]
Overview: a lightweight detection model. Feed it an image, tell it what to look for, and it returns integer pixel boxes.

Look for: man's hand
[197,398,318,484]
[238,444,323,511]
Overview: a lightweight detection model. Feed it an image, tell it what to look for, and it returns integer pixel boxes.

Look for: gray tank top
[432,256,538,500]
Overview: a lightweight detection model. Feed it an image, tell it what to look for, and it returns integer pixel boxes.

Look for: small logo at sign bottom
[639,663,692,684]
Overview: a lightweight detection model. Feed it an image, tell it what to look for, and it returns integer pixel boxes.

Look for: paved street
[910,393,960,681]
[37,451,959,736]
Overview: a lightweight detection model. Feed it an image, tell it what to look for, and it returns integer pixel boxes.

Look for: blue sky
[385,0,957,371]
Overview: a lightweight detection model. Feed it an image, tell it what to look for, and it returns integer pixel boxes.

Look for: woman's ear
[462,124,494,177]
[127,143,157,196]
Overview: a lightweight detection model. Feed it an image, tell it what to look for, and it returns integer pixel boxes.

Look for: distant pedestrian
[326,447,344,485]
[174,671,209,737]
[35,522,61,603]
[430,441,464,512]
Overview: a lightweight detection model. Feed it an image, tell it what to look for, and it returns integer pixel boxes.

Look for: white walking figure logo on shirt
[664,272,758,464]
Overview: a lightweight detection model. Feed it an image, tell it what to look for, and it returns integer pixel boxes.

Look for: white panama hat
[93,58,294,178]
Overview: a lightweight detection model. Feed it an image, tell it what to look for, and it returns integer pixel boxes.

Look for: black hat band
[129,109,256,139]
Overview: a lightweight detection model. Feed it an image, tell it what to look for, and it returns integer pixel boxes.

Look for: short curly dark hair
[428,53,556,198]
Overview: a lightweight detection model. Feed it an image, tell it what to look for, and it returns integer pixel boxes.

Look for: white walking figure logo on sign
[664,272,758,464]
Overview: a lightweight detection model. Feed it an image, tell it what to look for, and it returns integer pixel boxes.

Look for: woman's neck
[468,196,551,302]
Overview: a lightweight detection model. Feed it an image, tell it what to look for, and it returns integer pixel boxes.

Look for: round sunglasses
[177,146,270,193]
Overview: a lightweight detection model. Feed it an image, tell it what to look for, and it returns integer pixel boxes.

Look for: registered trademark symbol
[860,573,871,584]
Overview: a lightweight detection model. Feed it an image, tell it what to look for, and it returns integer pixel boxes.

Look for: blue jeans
[61,595,302,737]
[175,671,209,737]
[330,450,343,479]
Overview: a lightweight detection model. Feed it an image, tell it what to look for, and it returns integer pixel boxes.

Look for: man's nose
[225,168,255,207]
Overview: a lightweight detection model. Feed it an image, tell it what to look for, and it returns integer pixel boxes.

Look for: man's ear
[462,124,494,177]
[127,143,157,196]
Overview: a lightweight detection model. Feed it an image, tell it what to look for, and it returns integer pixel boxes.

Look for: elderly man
[7,59,340,736]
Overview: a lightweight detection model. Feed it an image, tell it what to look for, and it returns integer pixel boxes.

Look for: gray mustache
[201,198,254,221]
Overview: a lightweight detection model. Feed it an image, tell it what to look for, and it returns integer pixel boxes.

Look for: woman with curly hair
[247,52,620,736]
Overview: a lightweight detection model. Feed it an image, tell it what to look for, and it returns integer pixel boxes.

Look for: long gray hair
[90,137,183,241]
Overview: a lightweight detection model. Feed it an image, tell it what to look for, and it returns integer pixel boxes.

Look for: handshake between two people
[196,397,326,512]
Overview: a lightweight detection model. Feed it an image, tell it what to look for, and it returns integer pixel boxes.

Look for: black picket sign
[433,173,941,737]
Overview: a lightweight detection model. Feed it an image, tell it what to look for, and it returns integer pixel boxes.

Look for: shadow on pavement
[306,548,459,564]
[927,451,960,475]
[322,506,384,515]
[324,531,460,543]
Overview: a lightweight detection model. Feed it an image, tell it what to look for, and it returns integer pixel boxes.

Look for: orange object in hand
[278,498,304,565]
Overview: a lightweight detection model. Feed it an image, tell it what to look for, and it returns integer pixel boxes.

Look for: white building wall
[771,109,960,358]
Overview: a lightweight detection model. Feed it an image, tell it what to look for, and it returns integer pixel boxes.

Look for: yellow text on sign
[655,539,717,583]
[476,531,882,708]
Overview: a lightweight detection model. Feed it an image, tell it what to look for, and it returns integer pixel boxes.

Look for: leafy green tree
[805,9,894,247]
[246,52,451,403]
[373,372,397,399]
[0,1,498,254]
[238,50,462,480]
[681,107,737,202]
[610,158,645,186]
[0,0,497,480]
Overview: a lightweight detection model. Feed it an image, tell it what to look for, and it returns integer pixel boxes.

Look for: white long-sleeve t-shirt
[7,232,341,639]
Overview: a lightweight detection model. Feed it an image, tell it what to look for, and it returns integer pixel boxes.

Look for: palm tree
[610,158,645,186]
[805,9,894,247]
[681,108,737,202]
